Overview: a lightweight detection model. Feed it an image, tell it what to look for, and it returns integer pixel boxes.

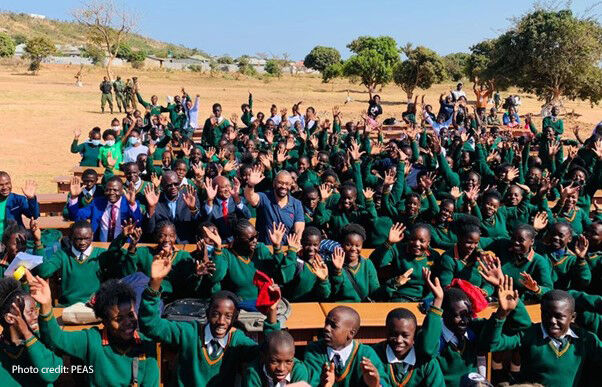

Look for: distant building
[145,55,209,70]
[27,13,46,19]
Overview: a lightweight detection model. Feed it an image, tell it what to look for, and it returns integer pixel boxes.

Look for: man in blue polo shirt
[244,168,305,245]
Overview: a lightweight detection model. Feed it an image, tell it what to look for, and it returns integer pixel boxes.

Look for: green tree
[80,44,106,65]
[498,9,602,104]
[304,46,341,73]
[12,34,27,45]
[0,32,16,57]
[237,56,257,76]
[114,42,132,59]
[442,52,470,82]
[467,38,513,90]
[127,50,146,69]
[217,55,234,64]
[322,62,343,83]
[24,36,56,74]
[393,46,446,101]
[265,59,283,77]
[343,36,400,97]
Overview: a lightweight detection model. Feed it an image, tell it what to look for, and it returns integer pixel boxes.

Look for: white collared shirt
[386,345,416,366]
[82,186,96,198]
[204,197,244,216]
[71,245,94,262]
[204,324,228,356]
[262,365,291,387]
[541,324,578,349]
[441,323,469,346]
[327,341,354,367]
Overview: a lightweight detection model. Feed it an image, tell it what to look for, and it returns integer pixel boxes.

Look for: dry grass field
[1,64,601,193]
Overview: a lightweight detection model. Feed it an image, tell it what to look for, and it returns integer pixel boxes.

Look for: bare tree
[73,0,136,80]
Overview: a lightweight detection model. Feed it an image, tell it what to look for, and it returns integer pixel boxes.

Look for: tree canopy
[0,33,16,58]
[442,52,469,82]
[304,46,341,73]
[24,36,56,74]
[393,46,447,100]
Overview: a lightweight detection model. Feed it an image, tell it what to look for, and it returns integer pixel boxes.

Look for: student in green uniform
[139,255,280,387]
[97,129,123,173]
[31,275,160,387]
[552,188,591,236]
[242,330,310,386]
[482,283,602,387]
[303,305,388,387]
[426,199,458,250]
[535,222,591,291]
[0,223,31,278]
[329,224,381,302]
[277,227,331,301]
[470,190,510,239]
[585,222,602,295]
[201,220,286,301]
[71,127,101,167]
[32,220,122,306]
[0,277,63,387]
[372,269,446,387]
[62,171,103,219]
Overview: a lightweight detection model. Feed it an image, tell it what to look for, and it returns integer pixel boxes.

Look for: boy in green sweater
[371,269,446,387]
[139,253,280,387]
[482,282,602,387]
[242,330,310,386]
[303,305,388,387]
[31,275,160,387]
[0,277,62,387]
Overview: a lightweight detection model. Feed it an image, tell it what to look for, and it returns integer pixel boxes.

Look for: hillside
[0,12,203,58]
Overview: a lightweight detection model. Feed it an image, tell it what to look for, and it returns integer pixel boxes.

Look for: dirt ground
[0,64,600,193]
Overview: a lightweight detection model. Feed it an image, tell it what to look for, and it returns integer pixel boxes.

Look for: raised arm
[243,165,264,207]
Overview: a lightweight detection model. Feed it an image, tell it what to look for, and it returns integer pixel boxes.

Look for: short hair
[405,192,421,202]
[81,168,98,179]
[341,223,366,241]
[70,220,92,234]
[0,171,10,180]
[514,224,536,240]
[92,279,136,321]
[208,290,240,320]
[483,189,502,202]
[542,289,575,313]
[162,170,178,182]
[386,308,417,328]
[1,221,26,246]
[453,215,481,236]
[302,226,322,245]
[552,221,573,235]
[443,287,472,311]
[173,159,187,169]
[339,183,357,196]
[102,129,117,140]
[330,305,361,331]
[0,278,26,326]
[410,223,431,236]
[123,162,138,172]
[265,330,295,354]
[212,103,222,110]
[440,198,456,210]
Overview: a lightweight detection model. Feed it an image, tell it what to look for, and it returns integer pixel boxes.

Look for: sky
[1,0,600,59]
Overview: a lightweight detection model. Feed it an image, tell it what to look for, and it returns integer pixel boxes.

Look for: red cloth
[448,278,488,317]
[221,200,228,217]
[253,270,280,314]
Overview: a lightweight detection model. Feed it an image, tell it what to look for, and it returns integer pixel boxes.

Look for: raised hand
[370,141,384,155]
[388,222,406,244]
[360,357,381,387]
[5,302,32,339]
[121,218,138,238]
[217,148,227,161]
[532,211,548,231]
[232,177,241,194]
[309,255,329,280]
[150,173,161,189]
[477,253,504,286]
[69,176,82,198]
[321,362,336,387]
[506,166,519,182]
[150,250,173,287]
[182,185,197,210]
[566,145,578,159]
[204,177,218,202]
[450,186,462,200]
[181,142,192,157]
[548,140,560,156]
[205,147,216,161]
[276,148,290,164]
[486,150,500,163]
[575,235,589,259]
[25,270,52,309]
[382,168,396,187]
[144,184,159,209]
[397,148,409,162]
[348,139,365,161]
[259,154,272,170]
[268,222,287,247]
[419,172,435,191]
[191,163,206,179]
[74,128,82,138]
[247,165,265,187]
[497,275,519,318]
[395,268,414,286]
[203,226,222,248]
[422,268,443,307]
[519,272,540,293]
[287,232,302,251]
[124,182,137,206]
[265,130,274,145]
[319,183,333,202]
[309,135,319,149]
[593,138,602,159]
[223,159,238,173]
[22,180,37,199]
[106,152,117,169]
[465,185,480,203]
[362,187,375,200]
[29,218,41,244]
[332,246,345,271]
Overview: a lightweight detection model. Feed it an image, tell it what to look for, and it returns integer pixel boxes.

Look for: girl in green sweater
[0,277,63,387]
[31,275,160,387]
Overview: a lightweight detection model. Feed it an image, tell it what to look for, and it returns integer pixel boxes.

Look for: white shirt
[327,341,354,367]
[204,324,228,356]
[166,196,178,219]
[262,365,291,387]
[541,324,578,349]
[100,199,123,242]
[451,90,466,101]
[71,245,94,262]
[441,322,468,347]
[269,115,282,126]
[82,186,96,198]
[123,144,149,163]
[386,345,416,366]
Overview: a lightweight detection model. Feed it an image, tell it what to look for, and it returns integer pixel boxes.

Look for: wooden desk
[71,166,123,177]
[23,215,73,232]
[54,176,71,193]
[38,193,68,215]
[284,303,326,345]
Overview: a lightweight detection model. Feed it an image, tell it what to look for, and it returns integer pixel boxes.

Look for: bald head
[273,170,293,198]
[329,306,360,331]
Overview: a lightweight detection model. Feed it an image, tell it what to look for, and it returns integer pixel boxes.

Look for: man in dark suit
[143,171,200,243]
[67,176,142,241]
[201,175,251,243]
[0,171,39,240]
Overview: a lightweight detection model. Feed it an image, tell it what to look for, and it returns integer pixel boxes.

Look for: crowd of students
[2,79,602,386]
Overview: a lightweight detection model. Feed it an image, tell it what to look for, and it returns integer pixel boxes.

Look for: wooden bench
[38,193,68,215]
[54,176,71,193]
[25,215,73,232]
[71,166,123,178]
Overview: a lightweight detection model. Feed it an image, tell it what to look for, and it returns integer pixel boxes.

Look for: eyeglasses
[164,183,179,188]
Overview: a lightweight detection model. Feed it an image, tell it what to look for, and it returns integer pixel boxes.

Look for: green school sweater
[71,140,100,167]
[39,310,159,387]
[211,243,282,301]
[437,247,495,296]
[138,287,279,387]
[297,169,320,189]
[554,207,591,237]
[369,243,434,302]
[279,249,331,301]
[34,246,115,306]
[372,342,445,387]
[427,223,457,251]
[0,335,62,387]
[326,199,378,241]
[472,204,510,239]
[535,244,591,291]
[328,258,380,302]
[303,339,391,387]
[587,251,602,295]
[242,358,309,386]
[482,318,602,387]
[98,142,123,172]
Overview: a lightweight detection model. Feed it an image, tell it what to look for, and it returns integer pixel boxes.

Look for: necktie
[209,339,223,358]
[550,336,570,351]
[392,362,408,381]
[107,204,118,242]
[332,353,344,375]
[78,252,85,262]
[222,200,229,217]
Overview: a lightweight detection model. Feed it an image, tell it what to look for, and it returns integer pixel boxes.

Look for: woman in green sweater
[552,187,591,237]
[0,277,63,387]
[71,127,101,167]
[30,275,159,387]
[139,253,280,387]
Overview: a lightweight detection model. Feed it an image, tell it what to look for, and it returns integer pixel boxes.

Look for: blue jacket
[200,197,251,243]
[68,196,142,240]
[3,193,40,227]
